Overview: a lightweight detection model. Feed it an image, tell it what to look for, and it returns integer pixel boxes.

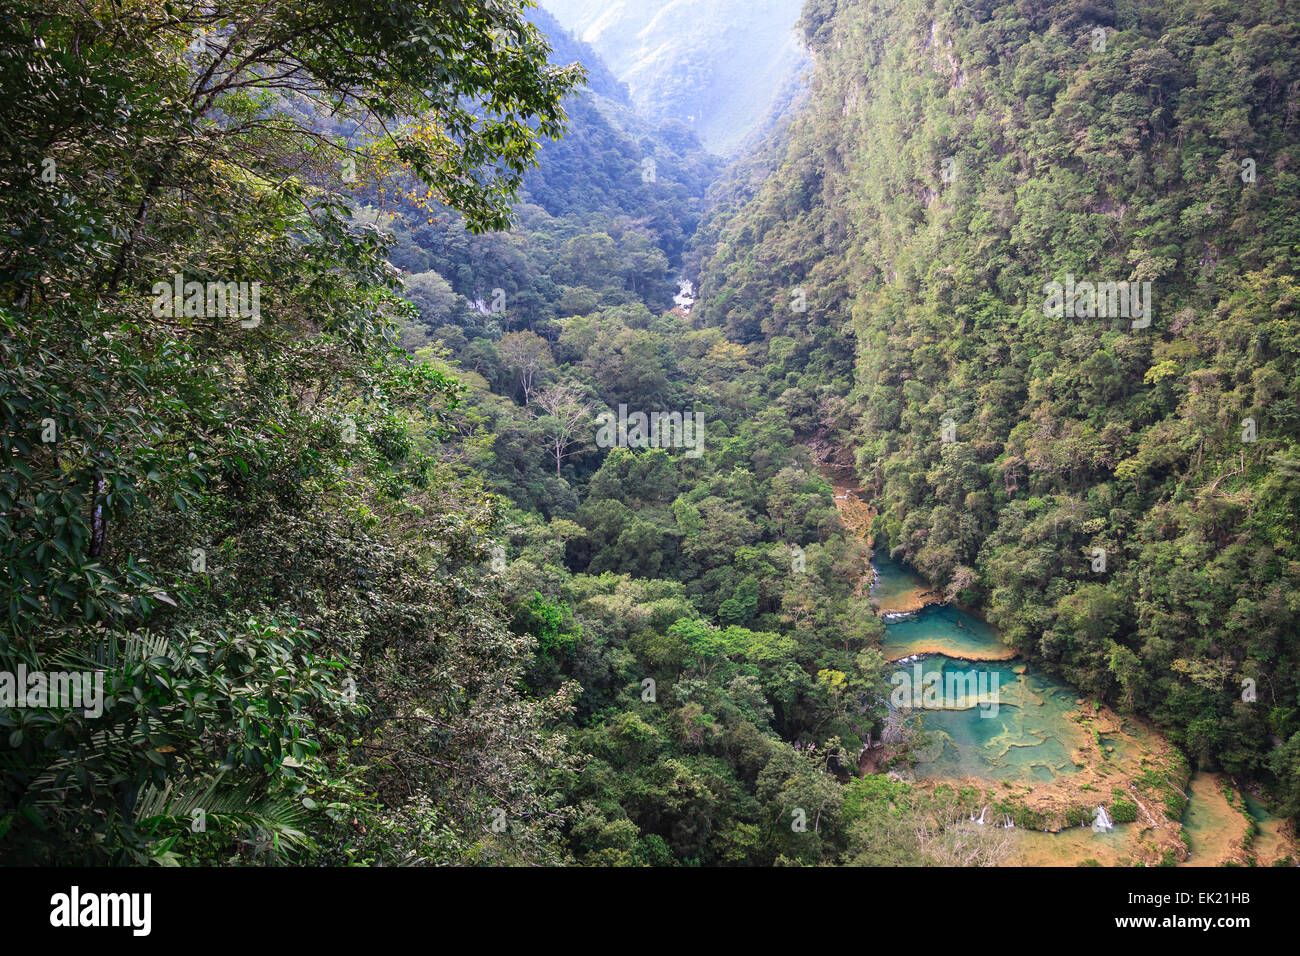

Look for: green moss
[1109,790,1139,824]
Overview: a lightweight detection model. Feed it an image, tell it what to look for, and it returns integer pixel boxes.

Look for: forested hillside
[377,12,905,866]
[0,0,902,868]
[695,0,1300,810]
[0,0,587,865]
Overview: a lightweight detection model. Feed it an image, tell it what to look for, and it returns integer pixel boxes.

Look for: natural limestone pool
[875,554,1095,783]
[897,656,1088,783]
[869,548,937,615]
[880,604,1018,662]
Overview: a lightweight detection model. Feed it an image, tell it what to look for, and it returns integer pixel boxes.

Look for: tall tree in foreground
[0,0,582,864]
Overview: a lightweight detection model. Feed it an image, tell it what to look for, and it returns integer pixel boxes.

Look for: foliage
[1,0,581,865]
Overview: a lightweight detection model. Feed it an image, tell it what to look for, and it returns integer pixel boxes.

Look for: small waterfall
[1091,805,1113,832]
[999,814,1014,829]
[673,279,696,314]
[970,806,987,825]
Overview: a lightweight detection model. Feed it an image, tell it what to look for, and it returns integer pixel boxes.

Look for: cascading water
[673,279,696,314]
[1091,805,1114,832]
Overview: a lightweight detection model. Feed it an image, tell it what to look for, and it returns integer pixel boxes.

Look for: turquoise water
[876,552,1090,782]
[890,656,1085,781]
[870,550,931,611]
[1243,793,1272,822]
[880,604,1010,661]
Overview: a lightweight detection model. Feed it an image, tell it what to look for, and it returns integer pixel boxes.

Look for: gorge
[4,0,1299,871]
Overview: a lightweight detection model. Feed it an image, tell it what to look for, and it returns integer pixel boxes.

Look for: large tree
[533,380,594,477]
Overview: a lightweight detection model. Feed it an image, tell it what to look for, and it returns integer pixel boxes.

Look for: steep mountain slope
[695,0,1300,802]
[522,7,720,228]
[540,0,808,155]
[382,11,722,509]
[527,5,628,101]
[386,8,720,350]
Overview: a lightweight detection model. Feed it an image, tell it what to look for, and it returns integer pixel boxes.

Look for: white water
[673,279,696,313]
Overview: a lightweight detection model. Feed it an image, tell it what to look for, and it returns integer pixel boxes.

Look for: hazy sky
[541,0,807,154]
